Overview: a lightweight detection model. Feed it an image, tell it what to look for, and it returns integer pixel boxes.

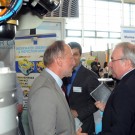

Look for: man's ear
[55,57,63,67]
[124,59,132,68]
[127,59,133,68]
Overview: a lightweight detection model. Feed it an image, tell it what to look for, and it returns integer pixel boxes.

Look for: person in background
[91,57,101,77]
[98,68,104,78]
[28,40,87,135]
[99,62,110,78]
[103,62,109,78]
[16,79,23,115]
[16,79,25,135]
[63,42,100,135]
[102,62,115,87]
[95,42,135,135]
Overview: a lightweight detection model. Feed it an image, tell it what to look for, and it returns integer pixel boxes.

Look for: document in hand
[75,118,83,131]
[90,83,112,103]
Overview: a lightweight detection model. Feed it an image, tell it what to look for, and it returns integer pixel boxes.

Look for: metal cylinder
[0,67,18,135]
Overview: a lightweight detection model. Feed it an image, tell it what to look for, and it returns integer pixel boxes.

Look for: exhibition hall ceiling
[100,0,135,4]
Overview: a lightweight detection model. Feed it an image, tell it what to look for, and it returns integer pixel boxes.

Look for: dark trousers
[18,113,25,135]
[81,116,95,135]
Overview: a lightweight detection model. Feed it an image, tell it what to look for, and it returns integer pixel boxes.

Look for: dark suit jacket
[99,69,135,135]
[66,65,100,135]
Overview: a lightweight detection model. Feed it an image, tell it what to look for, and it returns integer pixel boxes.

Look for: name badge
[73,87,82,93]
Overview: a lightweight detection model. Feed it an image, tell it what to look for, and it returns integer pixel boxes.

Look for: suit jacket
[100,69,135,135]
[67,65,100,134]
[28,70,76,135]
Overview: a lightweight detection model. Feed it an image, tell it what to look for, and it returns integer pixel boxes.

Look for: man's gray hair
[43,40,65,66]
[115,42,135,67]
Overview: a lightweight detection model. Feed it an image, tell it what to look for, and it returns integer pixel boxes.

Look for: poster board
[121,26,135,44]
[15,34,56,109]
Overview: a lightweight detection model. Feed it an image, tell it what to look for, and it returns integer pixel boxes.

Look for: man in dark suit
[63,42,100,135]
[95,42,135,135]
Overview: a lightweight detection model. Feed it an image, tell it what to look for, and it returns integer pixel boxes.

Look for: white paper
[75,118,83,131]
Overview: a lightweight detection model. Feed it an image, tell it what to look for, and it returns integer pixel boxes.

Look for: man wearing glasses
[95,42,135,135]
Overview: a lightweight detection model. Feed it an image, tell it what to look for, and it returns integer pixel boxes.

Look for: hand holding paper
[95,101,106,111]
[90,83,112,103]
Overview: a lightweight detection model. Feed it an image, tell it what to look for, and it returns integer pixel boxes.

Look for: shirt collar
[45,68,63,88]
[120,68,135,80]
[74,63,81,72]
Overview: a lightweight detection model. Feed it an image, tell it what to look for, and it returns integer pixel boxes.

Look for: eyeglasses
[111,58,126,62]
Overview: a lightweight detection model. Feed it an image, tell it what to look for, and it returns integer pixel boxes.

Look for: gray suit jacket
[28,70,76,135]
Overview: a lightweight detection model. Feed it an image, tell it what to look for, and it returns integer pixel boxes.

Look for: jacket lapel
[55,82,74,123]
[69,65,83,97]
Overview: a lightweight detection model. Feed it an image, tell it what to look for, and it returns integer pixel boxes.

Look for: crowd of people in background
[90,59,115,88]
[90,58,111,79]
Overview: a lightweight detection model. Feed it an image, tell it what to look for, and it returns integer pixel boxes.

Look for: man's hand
[71,109,78,118]
[76,128,88,135]
[95,101,105,112]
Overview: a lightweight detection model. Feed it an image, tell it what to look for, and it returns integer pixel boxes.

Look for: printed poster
[121,27,135,44]
[15,34,56,108]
